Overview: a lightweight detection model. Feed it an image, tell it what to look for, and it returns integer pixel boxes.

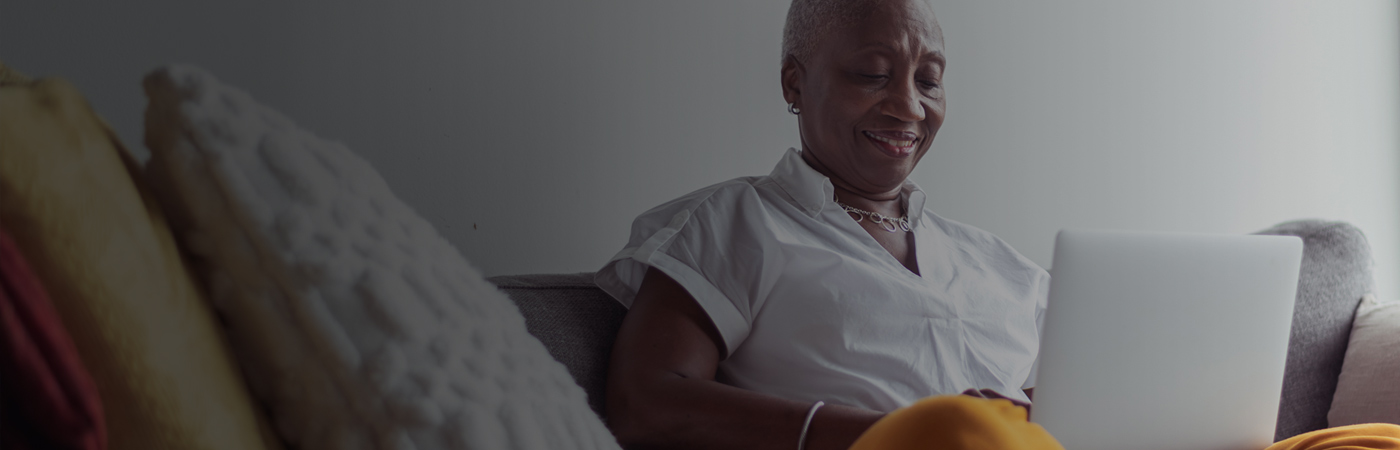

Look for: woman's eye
[860,74,889,81]
[918,80,940,90]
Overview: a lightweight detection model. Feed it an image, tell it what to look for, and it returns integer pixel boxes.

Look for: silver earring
[788,103,801,115]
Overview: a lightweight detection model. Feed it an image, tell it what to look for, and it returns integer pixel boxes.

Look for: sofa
[490,219,1374,443]
[0,60,1392,450]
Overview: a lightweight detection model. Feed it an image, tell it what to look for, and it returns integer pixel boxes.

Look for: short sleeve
[595,184,770,357]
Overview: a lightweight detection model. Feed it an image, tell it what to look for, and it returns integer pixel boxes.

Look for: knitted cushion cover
[142,65,619,450]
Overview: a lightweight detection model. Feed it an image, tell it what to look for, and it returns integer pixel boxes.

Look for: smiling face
[782,0,945,197]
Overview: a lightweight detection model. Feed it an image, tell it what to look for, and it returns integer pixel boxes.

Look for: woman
[594,0,1400,449]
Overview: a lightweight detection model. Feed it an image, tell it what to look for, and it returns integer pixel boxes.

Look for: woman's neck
[833,186,905,218]
[800,149,907,217]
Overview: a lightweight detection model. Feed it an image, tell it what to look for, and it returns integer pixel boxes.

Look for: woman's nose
[881,79,927,123]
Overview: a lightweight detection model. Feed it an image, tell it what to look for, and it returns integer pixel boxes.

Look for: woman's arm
[606,267,885,450]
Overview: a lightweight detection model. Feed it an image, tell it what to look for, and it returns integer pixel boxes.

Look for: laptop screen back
[1030,230,1302,450]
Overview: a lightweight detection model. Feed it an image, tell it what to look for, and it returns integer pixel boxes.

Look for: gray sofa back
[1256,220,1372,440]
[490,219,1371,442]
[489,273,626,418]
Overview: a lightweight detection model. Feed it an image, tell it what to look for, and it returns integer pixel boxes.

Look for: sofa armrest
[1255,219,1373,441]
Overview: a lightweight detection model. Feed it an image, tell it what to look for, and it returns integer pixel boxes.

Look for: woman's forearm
[608,368,883,450]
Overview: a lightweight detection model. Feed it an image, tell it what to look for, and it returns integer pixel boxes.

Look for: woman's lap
[1268,424,1400,450]
[848,395,1061,450]
[850,396,1400,450]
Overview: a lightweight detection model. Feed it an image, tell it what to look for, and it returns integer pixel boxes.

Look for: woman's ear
[780,55,804,107]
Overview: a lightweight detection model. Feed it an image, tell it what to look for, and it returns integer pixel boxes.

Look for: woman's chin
[851,160,918,188]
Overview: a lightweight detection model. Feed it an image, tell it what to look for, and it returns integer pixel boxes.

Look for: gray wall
[4,1,1398,297]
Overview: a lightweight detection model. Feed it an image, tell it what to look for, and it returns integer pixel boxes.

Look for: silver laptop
[1030,229,1303,450]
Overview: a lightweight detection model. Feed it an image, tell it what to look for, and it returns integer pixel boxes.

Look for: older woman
[594,1,1400,449]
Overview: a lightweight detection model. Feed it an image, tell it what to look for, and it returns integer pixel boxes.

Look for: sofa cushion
[144,65,621,450]
[0,63,277,450]
[1254,219,1373,441]
[488,273,627,418]
[1327,294,1400,427]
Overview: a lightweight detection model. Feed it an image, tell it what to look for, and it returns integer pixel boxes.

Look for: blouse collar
[769,147,926,227]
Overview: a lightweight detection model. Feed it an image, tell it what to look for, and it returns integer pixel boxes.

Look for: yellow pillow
[0,63,280,450]
[0,64,32,84]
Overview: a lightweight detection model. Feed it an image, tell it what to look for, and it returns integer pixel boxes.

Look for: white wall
[3,1,1398,297]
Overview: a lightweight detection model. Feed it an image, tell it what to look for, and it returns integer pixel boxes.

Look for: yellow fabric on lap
[1267,423,1400,450]
[849,395,1400,450]
[849,395,1063,450]
[0,63,278,450]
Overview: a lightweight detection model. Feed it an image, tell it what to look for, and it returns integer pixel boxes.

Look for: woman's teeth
[865,132,914,147]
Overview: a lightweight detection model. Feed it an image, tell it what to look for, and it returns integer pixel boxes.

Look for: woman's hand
[960,388,1032,415]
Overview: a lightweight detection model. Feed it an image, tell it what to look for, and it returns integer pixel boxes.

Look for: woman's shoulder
[630,176,779,227]
[617,176,792,256]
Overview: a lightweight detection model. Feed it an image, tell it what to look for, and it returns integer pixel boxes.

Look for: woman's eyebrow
[855,43,945,67]
[924,50,946,68]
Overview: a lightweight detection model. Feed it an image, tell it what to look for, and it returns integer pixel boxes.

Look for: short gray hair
[781,0,878,63]
[781,0,940,64]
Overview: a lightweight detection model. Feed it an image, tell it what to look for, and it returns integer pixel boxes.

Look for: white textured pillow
[142,65,621,450]
[1328,293,1400,427]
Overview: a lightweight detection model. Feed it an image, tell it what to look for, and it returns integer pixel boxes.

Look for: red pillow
[0,224,106,450]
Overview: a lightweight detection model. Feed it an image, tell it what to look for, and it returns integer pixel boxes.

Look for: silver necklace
[834,196,911,232]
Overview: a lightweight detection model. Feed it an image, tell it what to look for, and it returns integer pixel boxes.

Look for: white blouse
[596,148,1048,411]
